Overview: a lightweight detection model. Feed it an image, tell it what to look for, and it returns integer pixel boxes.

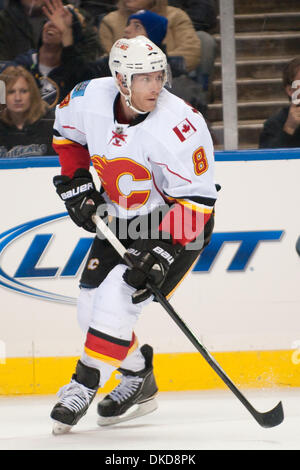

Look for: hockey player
[50,35,218,434]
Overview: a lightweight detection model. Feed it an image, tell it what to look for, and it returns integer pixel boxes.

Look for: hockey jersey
[53,77,218,246]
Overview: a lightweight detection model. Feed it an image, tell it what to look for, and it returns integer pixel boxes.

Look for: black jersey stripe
[163,191,217,207]
[88,327,131,347]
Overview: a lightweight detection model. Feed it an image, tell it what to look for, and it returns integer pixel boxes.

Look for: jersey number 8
[192,147,208,176]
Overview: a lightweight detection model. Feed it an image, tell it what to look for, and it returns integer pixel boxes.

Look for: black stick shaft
[149,285,260,417]
[92,215,284,428]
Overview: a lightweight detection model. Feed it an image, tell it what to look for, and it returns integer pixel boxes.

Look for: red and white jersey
[53,77,218,246]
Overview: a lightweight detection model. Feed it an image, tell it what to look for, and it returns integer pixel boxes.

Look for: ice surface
[0,388,299,450]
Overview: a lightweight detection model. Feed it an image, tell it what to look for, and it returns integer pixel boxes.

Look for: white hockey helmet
[109,35,169,114]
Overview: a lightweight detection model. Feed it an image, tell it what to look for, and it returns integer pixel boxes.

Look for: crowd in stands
[0,0,299,157]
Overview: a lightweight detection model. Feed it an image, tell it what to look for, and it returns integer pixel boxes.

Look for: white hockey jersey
[53,77,218,245]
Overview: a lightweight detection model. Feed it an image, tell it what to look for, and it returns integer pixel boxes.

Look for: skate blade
[97,398,158,427]
[52,420,73,435]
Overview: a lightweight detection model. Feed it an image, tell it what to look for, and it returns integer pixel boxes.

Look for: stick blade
[254,401,284,428]
[296,236,300,256]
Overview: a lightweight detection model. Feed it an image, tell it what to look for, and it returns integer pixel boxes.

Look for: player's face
[124,19,147,39]
[6,77,31,115]
[130,71,164,112]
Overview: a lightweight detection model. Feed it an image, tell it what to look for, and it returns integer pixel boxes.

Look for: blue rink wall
[0,148,299,394]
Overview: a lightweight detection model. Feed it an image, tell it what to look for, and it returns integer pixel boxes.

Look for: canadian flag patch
[173,119,196,142]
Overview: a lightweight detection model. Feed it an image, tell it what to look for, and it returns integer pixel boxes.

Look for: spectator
[124,10,168,48]
[168,0,217,103]
[98,0,201,74]
[0,66,56,157]
[6,0,109,104]
[259,56,300,148]
[0,0,100,61]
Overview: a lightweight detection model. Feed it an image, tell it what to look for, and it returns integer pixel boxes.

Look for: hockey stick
[92,214,284,428]
[296,236,300,257]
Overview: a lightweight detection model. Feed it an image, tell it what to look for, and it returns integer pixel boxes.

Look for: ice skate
[97,344,158,426]
[51,360,99,435]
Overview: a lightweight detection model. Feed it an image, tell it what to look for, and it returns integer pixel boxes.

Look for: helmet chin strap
[119,87,149,115]
[126,98,149,115]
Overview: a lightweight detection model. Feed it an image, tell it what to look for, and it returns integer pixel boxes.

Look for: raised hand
[42,0,73,35]
[283,103,300,135]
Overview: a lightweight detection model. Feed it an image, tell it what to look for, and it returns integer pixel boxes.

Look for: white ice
[0,388,299,450]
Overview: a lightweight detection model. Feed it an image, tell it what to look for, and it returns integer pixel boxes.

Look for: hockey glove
[123,239,182,304]
[53,168,105,232]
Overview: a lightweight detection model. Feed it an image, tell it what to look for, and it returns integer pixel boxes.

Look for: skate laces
[57,380,95,413]
[109,374,143,404]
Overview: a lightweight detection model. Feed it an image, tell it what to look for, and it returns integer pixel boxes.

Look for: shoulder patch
[59,92,71,108]
[173,118,197,142]
[71,80,91,98]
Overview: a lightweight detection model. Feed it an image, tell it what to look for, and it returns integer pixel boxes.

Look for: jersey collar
[113,93,150,127]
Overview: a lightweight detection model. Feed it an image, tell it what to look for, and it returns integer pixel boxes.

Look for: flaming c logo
[91,155,151,210]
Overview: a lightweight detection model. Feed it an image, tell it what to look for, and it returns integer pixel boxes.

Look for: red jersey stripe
[52,141,90,178]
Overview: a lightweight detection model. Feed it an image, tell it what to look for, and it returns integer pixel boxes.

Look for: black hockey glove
[53,168,105,233]
[123,239,182,304]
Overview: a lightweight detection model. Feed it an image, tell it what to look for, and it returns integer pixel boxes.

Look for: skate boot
[51,360,100,435]
[97,344,158,426]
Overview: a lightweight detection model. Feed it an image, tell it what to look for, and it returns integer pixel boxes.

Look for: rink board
[0,149,299,394]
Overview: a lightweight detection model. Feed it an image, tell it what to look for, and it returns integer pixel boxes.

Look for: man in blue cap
[124,9,168,47]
